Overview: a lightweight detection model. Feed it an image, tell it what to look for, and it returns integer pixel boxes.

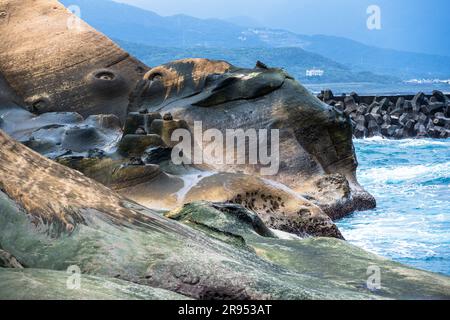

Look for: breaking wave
[337,138,450,275]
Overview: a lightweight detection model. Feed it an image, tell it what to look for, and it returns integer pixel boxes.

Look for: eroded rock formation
[0,0,148,121]
[128,58,376,218]
[1,128,450,299]
[2,0,448,300]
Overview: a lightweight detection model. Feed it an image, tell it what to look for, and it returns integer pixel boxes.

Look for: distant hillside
[117,40,397,84]
[61,0,450,80]
[262,32,450,79]
[61,0,266,47]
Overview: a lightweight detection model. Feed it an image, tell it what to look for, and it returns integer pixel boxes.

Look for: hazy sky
[114,0,450,56]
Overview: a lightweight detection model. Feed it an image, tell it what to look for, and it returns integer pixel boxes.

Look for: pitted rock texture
[129,58,376,218]
[0,0,148,121]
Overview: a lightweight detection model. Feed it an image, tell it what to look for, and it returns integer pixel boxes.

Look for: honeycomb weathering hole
[95,71,116,81]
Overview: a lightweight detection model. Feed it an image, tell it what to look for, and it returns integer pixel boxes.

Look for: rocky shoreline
[318,90,450,139]
[0,0,449,300]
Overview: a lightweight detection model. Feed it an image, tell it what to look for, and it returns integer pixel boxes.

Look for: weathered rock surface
[129,59,376,218]
[0,0,377,224]
[0,268,189,300]
[0,249,23,269]
[1,129,450,300]
[0,100,343,239]
[0,0,148,121]
[3,0,447,301]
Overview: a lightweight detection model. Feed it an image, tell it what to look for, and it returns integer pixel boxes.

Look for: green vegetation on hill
[118,40,398,84]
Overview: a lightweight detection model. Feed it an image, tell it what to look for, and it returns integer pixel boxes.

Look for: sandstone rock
[130,58,375,216]
[118,134,165,157]
[150,118,190,147]
[6,130,446,300]
[0,0,148,121]
[123,112,162,135]
[0,268,188,300]
[181,172,343,239]
[0,249,23,269]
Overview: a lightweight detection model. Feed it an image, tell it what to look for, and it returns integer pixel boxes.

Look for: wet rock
[163,113,174,121]
[143,147,173,164]
[85,114,122,131]
[150,118,190,147]
[118,134,165,157]
[381,124,397,137]
[0,268,188,300]
[415,124,427,137]
[367,120,380,137]
[404,120,416,136]
[62,127,107,153]
[123,112,162,135]
[135,127,146,135]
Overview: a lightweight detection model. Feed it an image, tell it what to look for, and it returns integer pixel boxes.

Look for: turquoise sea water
[337,138,450,276]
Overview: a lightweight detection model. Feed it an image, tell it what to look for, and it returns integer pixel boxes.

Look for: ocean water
[336,138,450,276]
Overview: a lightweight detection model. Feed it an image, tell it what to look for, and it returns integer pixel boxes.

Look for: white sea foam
[360,162,450,184]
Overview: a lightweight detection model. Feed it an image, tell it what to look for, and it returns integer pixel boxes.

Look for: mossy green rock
[0,268,188,300]
[168,202,450,300]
